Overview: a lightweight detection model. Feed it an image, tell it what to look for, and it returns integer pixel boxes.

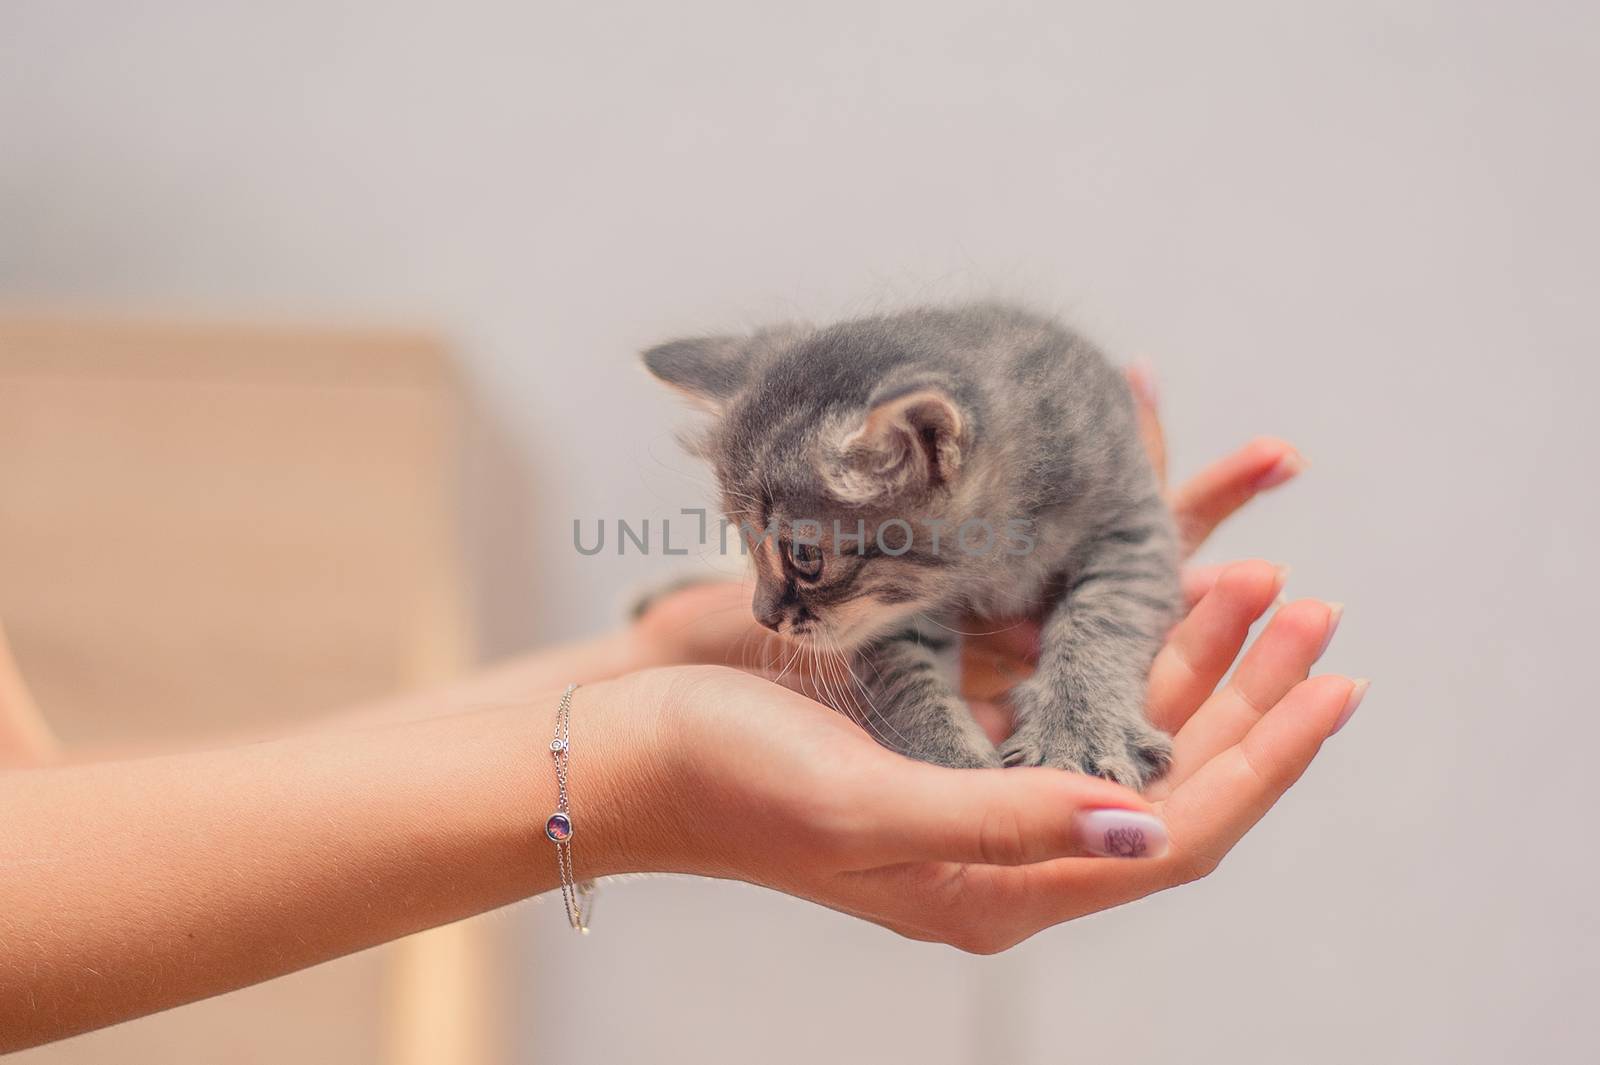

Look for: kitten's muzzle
[754,586,816,635]
[753,587,788,632]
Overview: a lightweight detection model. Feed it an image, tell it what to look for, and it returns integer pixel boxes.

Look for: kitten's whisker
[771,638,805,687]
[812,645,843,712]
[732,626,763,674]
[813,642,881,746]
[829,654,895,750]
[808,643,837,708]
[826,632,914,753]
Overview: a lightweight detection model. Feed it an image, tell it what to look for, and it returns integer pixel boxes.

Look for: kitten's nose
[753,589,786,632]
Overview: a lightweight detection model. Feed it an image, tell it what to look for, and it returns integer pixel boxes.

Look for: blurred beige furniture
[0,315,502,1065]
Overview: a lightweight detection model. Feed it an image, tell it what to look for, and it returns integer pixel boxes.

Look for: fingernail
[1073,809,1170,859]
[1331,678,1369,735]
[1267,562,1292,604]
[1272,564,1291,605]
[1254,451,1306,491]
[1128,360,1160,410]
[1317,602,1345,657]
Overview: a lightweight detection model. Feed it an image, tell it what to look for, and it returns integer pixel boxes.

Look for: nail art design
[1103,826,1149,857]
[1074,809,1170,859]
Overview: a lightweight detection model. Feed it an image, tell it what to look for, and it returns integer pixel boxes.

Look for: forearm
[35,628,665,763]
[0,675,667,1052]
[317,628,663,733]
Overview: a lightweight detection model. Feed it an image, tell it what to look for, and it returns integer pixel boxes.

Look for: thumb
[849,761,1170,866]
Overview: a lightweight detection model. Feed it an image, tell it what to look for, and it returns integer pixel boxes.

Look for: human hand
[590,562,1361,952]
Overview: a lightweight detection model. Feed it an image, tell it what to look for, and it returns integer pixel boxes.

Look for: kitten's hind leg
[998,500,1182,788]
[850,620,999,769]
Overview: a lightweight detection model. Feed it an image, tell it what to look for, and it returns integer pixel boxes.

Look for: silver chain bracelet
[545,683,596,933]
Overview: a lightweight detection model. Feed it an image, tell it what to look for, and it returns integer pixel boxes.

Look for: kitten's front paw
[877,698,1002,769]
[893,729,1002,770]
[999,683,1172,788]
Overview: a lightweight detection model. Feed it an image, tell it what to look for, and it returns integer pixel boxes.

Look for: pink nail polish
[1073,809,1170,859]
[1317,602,1345,657]
[1331,679,1370,735]
[1254,452,1306,491]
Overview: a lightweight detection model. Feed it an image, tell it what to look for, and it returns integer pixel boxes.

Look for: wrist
[556,670,689,880]
[612,623,676,672]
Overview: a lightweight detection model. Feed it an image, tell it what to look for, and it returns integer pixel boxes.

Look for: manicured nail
[1271,564,1291,606]
[1317,602,1345,657]
[1073,809,1170,859]
[1254,451,1306,490]
[1128,360,1160,410]
[1332,678,1370,735]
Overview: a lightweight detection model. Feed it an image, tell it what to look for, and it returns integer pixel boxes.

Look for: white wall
[4,2,1597,1062]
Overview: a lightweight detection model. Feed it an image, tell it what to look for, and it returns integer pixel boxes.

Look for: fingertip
[1319,602,1345,657]
[1072,808,1171,859]
[1270,674,1364,745]
[1332,678,1370,735]
[1247,440,1307,491]
[1288,673,1363,730]
[1221,673,1365,795]
[1244,435,1299,463]
[1214,558,1287,608]
[1272,598,1340,644]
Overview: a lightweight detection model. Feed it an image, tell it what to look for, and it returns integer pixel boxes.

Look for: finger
[634,578,771,666]
[835,816,1183,953]
[1158,675,1366,880]
[1125,362,1167,489]
[848,762,1169,867]
[1150,598,1341,798]
[1146,560,1287,734]
[1181,563,1226,607]
[823,859,1025,953]
[974,674,1365,941]
[834,857,1092,955]
[1169,436,1305,557]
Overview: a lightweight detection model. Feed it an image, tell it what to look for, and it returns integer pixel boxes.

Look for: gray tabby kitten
[644,303,1180,786]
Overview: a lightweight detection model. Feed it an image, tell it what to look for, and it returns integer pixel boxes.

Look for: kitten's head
[644,323,980,649]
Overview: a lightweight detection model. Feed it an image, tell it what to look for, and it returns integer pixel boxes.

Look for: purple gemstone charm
[545,812,573,842]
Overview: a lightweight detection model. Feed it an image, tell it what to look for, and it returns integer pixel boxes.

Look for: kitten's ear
[641,335,748,415]
[827,385,968,504]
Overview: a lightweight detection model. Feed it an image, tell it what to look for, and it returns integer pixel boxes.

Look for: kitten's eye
[786,541,824,580]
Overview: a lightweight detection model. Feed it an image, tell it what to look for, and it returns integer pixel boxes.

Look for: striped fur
[644,303,1181,784]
